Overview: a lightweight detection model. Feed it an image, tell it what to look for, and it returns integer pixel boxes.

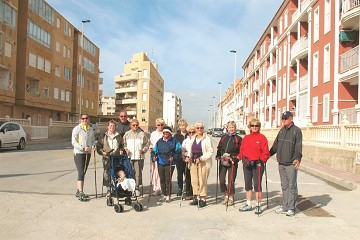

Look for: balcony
[290,35,309,64]
[289,80,297,95]
[299,74,308,91]
[339,45,359,85]
[253,79,260,92]
[341,0,360,29]
[266,92,276,106]
[291,0,311,25]
[115,97,137,105]
[98,77,103,84]
[115,72,140,82]
[266,63,276,80]
[115,84,138,94]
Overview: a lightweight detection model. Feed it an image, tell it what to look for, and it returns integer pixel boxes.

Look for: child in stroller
[106,155,144,213]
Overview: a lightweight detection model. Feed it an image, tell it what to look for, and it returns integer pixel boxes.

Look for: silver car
[0,122,27,150]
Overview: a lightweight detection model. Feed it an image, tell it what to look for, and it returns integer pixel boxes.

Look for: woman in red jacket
[237,118,270,214]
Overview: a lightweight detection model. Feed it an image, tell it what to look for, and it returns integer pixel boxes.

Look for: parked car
[212,128,224,137]
[91,123,101,141]
[0,122,26,150]
[236,129,246,139]
[207,129,213,135]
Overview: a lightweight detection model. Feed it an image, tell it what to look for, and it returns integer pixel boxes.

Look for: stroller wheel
[125,197,132,206]
[134,202,143,212]
[114,204,124,213]
[106,197,113,206]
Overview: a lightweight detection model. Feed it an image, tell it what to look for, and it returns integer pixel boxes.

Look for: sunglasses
[119,115,127,118]
[132,124,139,126]
[281,118,289,120]
[196,127,204,129]
[81,117,89,120]
[157,124,164,126]
[188,131,195,134]
[250,125,260,127]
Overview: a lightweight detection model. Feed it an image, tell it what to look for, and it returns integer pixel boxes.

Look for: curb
[300,165,357,191]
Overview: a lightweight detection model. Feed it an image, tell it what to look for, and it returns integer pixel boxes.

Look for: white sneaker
[165,196,170,202]
[159,194,166,201]
[135,190,140,197]
[286,209,295,216]
[275,206,287,214]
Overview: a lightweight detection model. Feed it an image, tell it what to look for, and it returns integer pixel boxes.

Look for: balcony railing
[289,80,297,95]
[253,79,260,92]
[299,74,308,91]
[290,35,309,62]
[340,45,359,74]
[266,63,276,80]
[292,0,312,24]
[342,0,360,14]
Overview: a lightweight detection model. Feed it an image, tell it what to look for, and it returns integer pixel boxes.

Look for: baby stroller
[106,154,144,213]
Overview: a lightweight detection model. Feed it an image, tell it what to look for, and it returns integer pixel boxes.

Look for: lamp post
[210,104,212,129]
[217,82,222,127]
[230,50,237,123]
[79,19,90,116]
[167,99,170,125]
[213,96,216,128]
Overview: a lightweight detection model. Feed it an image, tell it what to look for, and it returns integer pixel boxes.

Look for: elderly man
[270,111,303,217]
[116,110,130,138]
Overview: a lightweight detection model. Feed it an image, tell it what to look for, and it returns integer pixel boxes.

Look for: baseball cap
[281,111,293,120]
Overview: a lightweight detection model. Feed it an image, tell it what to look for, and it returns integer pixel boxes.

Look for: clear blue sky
[47,0,283,126]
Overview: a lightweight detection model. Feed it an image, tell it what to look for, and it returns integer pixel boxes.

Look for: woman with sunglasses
[186,121,214,208]
[149,118,165,196]
[181,125,196,200]
[173,119,188,197]
[238,118,270,214]
[71,114,96,200]
[123,119,148,196]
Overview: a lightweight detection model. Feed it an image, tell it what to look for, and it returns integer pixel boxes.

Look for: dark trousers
[243,161,264,192]
[184,165,192,195]
[102,157,110,187]
[74,153,91,181]
[219,162,238,194]
[158,164,175,196]
[176,160,186,190]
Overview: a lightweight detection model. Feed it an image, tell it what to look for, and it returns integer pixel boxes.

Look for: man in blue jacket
[270,111,302,217]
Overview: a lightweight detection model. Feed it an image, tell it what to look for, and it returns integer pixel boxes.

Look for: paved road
[1,138,359,240]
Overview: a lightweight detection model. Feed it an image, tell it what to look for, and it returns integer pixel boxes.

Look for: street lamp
[217,82,222,127]
[79,19,90,116]
[230,50,237,122]
[210,104,212,129]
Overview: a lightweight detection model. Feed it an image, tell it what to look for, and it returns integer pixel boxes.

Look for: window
[61,90,65,101]
[28,20,51,48]
[54,87,59,99]
[0,1,17,28]
[83,57,94,73]
[142,105,146,113]
[29,53,37,67]
[55,65,60,77]
[56,17,60,28]
[43,86,49,98]
[324,44,330,83]
[314,7,319,42]
[67,48,71,58]
[313,52,319,87]
[79,37,96,56]
[278,47,282,70]
[279,17,283,35]
[55,42,60,52]
[143,69,148,77]
[312,96,318,122]
[284,11,288,29]
[323,93,330,122]
[324,0,331,34]
[142,118,146,122]
[37,56,44,70]
[283,42,287,68]
[86,100,89,108]
[4,42,11,57]
[29,0,54,25]
[91,101,94,109]
[66,91,70,102]
[63,45,67,58]
[142,93,147,101]
[64,21,69,36]
[44,59,51,73]
[142,81,147,89]
[277,77,282,101]
[64,67,71,80]
[282,74,286,100]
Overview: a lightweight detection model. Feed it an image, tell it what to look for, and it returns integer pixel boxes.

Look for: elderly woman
[96,120,123,197]
[123,119,148,196]
[185,121,214,208]
[149,118,166,196]
[181,125,196,200]
[216,121,242,206]
[237,118,270,214]
[174,119,188,196]
[151,126,181,202]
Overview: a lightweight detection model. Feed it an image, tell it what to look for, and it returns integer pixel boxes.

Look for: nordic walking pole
[257,162,261,217]
[148,160,155,203]
[226,161,235,211]
[215,156,219,204]
[169,156,173,202]
[93,150,98,199]
[180,162,187,207]
[264,163,269,209]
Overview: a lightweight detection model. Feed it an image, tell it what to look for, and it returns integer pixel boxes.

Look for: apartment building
[100,96,116,116]
[163,91,182,130]
[114,52,164,132]
[239,0,359,128]
[0,0,100,125]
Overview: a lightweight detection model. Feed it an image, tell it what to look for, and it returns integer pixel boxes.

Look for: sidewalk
[27,138,69,145]
[301,159,360,190]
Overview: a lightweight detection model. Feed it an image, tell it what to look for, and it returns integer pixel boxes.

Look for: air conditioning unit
[339,30,356,42]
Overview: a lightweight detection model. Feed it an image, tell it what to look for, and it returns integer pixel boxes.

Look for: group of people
[71,110,302,216]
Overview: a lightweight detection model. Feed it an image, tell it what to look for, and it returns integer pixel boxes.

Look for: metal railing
[340,45,359,74]
[342,0,360,14]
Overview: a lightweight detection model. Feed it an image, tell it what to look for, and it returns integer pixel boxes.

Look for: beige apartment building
[0,0,100,125]
[114,52,164,132]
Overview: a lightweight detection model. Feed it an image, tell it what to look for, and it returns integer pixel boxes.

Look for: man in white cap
[270,111,302,217]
